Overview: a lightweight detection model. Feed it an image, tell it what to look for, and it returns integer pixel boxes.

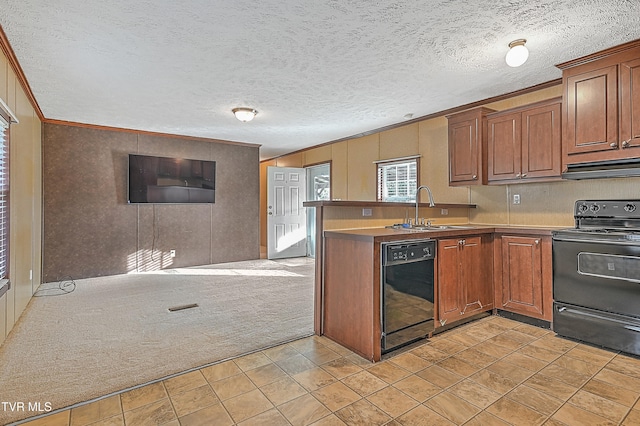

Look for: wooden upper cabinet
[487,98,561,183]
[564,65,618,155]
[446,107,495,186]
[620,57,640,150]
[558,41,640,167]
[487,111,521,181]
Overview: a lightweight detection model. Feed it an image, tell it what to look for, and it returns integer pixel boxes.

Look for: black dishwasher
[381,239,435,353]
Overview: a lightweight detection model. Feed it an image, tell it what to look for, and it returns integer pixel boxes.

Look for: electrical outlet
[513,194,521,205]
[170,249,176,258]
[441,209,448,216]
[362,208,372,217]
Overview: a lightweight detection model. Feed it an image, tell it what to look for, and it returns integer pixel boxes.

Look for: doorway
[305,163,331,258]
[266,166,307,259]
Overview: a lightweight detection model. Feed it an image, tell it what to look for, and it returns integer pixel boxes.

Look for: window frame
[376,156,420,202]
[304,161,332,202]
[0,108,10,280]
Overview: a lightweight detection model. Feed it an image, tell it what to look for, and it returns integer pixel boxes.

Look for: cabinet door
[460,236,492,316]
[564,65,619,157]
[522,102,561,179]
[448,118,480,185]
[500,236,544,318]
[487,112,521,182]
[620,58,640,151]
[437,239,462,324]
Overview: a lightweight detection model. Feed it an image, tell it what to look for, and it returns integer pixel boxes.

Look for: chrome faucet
[415,185,436,226]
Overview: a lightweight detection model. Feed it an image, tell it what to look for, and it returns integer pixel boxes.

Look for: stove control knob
[578,204,588,213]
[625,204,636,213]
[590,204,600,213]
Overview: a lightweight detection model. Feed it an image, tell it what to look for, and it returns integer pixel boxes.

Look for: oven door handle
[557,306,640,327]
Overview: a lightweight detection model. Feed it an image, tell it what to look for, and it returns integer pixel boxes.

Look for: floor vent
[168,303,199,312]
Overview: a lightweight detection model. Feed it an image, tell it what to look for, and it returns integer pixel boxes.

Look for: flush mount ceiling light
[505,39,529,67]
[232,107,258,122]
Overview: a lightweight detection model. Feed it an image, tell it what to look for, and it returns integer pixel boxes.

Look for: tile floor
[18,315,640,426]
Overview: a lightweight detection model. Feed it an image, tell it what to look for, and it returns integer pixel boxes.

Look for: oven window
[578,252,640,283]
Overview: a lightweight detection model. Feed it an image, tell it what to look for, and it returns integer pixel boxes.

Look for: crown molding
[0,25,44,120]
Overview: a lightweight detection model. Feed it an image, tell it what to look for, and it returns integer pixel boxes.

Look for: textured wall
[43,123,260,282]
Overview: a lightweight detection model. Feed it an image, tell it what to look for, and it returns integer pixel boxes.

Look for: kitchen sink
[385,224,477,231]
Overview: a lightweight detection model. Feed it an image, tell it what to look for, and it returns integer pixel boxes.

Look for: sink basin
[411,225,477,231]
[410,225,450,230]
[385,224,477,231]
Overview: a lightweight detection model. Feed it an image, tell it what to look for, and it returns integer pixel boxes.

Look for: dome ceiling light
[232,107,258,122]
[505,39,529,67]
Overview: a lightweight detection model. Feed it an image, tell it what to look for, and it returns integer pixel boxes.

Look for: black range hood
[562,159,640,180]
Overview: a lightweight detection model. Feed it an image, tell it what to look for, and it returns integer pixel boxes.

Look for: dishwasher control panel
[382,239,436,266]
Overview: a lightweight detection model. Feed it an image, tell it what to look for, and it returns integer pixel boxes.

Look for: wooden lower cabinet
[495,235,553,321]
[323,234,380,361]
[437,235,493,326]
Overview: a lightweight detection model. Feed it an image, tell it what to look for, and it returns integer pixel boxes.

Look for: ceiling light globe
[232,108,258,122]
[505,40,529,67]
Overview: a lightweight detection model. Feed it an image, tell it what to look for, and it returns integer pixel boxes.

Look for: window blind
[0,114,9,280]
[377,158,418,202]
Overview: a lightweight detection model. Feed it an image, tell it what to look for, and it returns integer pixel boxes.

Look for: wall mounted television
[128,154,216,203]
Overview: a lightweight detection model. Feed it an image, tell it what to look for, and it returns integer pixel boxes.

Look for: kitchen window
[377,157,419,202]
[0,111,9,280]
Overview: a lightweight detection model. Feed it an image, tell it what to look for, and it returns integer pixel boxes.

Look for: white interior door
[267,166,307,259]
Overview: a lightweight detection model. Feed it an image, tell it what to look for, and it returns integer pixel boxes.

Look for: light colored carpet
[0,258,315,424]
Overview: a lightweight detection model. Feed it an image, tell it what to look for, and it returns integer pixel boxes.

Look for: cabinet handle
[535,239,539,245]
[472,175,477,180]
[622,140,630,148]
[522,173,527,178]
[610,142,618,148]
[516,173,521,178]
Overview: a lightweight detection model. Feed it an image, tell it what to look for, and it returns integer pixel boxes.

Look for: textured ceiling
[2,1,640,160]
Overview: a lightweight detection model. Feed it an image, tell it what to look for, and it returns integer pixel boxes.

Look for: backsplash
[470,177,640,227]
